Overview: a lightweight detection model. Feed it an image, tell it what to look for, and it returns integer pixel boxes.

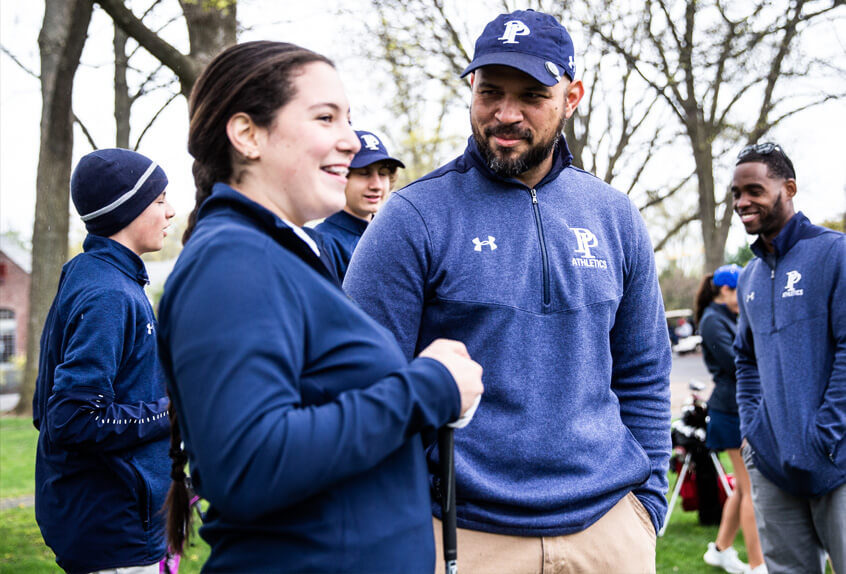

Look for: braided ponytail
[182,160,227,244]
[163,396,192,555]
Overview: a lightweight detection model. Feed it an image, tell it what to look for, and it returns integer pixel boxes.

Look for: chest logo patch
[570,227,608,269]
[782,270,804,298]
[473,236,497,251]
[146,322,154,335]
[746,291,755,303]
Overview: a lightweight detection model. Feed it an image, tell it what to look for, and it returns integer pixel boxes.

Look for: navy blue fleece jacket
[33,234,170,573]
[345,137,672,535]
[735,212,846,497]
[700,302,739,414]
[157,184,461,573]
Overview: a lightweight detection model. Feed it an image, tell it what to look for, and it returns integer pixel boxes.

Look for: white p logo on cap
[361,134,381,151]
[498,20,530,44]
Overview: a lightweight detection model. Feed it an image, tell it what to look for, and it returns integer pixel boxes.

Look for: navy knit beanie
[71,148,168,237]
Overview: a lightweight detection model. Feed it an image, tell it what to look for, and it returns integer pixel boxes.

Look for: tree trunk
[17,0,93,415]
[179,0,237,71]
[114,25,130,149]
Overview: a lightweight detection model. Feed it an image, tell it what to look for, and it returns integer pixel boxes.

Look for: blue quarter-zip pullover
[33,234,170,573]
[345,136,672,535]
[735,212,846,497]
[157,184,461,573]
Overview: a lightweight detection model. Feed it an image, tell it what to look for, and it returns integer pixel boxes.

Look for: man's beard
[472,113,566,179]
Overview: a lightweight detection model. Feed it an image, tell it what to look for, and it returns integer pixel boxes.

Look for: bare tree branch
[94,0,200,94]
[133,91,179,150]
[1,45,39,79]
[74,112,98,150]
[640,171,695,211]
[653,211,700,253]
[3,44,99,150]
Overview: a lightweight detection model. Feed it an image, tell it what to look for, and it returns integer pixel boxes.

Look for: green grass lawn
[0,417,37,499]
[0,416,753,573]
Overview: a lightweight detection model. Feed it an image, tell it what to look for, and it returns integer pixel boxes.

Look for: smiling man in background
[732,142,846,574]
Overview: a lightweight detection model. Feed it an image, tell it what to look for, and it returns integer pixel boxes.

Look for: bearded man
[344,10,671,573]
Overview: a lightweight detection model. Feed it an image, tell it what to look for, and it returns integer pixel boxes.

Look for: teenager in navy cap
[33,148,175,573]
[315,129,404,280]
[695,264,765,574]
[345,9,671,572]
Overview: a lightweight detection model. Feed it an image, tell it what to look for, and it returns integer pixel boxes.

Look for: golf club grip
[438,427,457,567]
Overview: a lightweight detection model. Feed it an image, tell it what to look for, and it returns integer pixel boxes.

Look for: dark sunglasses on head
[737,142,783,160]
[737,142,796,178]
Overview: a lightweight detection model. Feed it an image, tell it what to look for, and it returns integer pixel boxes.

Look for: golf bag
[668,388,732,527]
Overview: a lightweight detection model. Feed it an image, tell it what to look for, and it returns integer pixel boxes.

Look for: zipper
[529,188,550,306]
[130,462,151,531]
[770,267,775,329]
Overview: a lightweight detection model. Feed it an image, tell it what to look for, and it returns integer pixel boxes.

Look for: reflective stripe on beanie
[80,161,159,222]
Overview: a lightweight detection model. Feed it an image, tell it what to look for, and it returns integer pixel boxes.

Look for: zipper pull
[530,189,538,204]
[771,269,775,279]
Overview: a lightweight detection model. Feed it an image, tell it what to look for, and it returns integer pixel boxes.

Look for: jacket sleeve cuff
[410,356,462,427]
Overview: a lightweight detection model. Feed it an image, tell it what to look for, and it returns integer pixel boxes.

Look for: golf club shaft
[438,427,457,574]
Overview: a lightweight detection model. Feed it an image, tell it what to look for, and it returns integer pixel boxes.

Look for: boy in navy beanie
[33,148,175,573]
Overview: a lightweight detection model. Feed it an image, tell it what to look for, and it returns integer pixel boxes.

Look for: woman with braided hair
[156,41,483,573]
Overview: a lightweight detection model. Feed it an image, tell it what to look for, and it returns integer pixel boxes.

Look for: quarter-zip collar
[199,183,340,285]
[750,211,826,262]
[83,234,149,286]
[464,134,574,189]
[463,135,574,308]
[326,210,369,236]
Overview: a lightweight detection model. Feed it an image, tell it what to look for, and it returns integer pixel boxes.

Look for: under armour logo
[473,236,497,251]
[361,134,381,151]
[746,291,755,303]
[570,228,598,259]
[146,323,153,335]
[568,55,575,71]
[498,20,530,44]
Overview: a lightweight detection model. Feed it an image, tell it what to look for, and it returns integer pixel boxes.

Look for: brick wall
[0,251,31,360]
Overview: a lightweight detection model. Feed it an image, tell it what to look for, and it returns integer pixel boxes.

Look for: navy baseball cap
[461,10,576,86]
[350,130,405,169]
[713,264,741,289]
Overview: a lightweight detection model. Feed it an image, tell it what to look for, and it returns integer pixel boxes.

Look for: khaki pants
[434,492,655,574]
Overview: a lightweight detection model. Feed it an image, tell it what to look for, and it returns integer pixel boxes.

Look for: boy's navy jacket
[735,212,846,497]
[700,302,739,414]
[32,234,170,573]
[156,183,460,573]
[344,136,672,535]
[314,210,369,279]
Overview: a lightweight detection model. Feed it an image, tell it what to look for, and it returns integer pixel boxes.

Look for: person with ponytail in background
[156,41,484,573]
[694,264,766,574]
